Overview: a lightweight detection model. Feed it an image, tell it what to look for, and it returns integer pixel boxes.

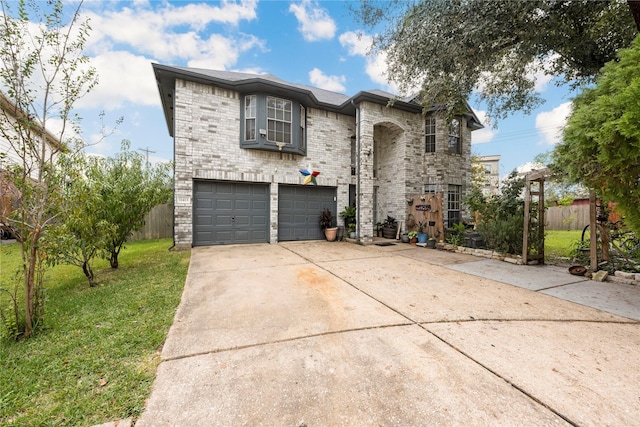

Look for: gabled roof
[152,64,484,136]
[0,92,64,151]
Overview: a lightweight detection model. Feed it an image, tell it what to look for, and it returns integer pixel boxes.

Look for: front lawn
[0,238,190,426]
[545,229,582,262]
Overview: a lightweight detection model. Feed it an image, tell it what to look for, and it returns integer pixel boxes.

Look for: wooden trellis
[522,169,549,264]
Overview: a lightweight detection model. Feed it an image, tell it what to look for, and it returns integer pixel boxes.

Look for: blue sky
[67,0,576,176]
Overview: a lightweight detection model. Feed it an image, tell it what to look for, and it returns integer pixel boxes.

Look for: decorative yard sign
[299,169,320,185]
[415,204,431,211]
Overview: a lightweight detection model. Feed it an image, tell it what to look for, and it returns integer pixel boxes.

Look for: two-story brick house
[152,64,483,248]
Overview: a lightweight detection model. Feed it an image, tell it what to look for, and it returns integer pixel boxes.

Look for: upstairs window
[425,116,436,153]
[448,118,461,154]
[244,95,256,141]
[299,105,306,151]
[240,94,306,155]
[267,96,292,144]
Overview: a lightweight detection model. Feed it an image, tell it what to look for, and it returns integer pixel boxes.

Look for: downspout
[352,100,361,241]
[168,148,176,251]
[168,91,176,251]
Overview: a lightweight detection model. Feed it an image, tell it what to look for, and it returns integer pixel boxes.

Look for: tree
[532,152,588,207]
[94,141,172,269]
[353,0,637,120]
[0,0,96,338]
[553,34,640,235]
[469,155,487,192]
[466,171,528,254]
[45,154,114,287]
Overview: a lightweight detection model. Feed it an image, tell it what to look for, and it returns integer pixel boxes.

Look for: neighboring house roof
[152,64,484,137]
[0,91,64,152]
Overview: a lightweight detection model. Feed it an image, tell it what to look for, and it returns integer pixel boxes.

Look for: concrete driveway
[136,242,640,426]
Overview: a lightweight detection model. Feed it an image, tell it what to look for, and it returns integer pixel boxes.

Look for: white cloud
[308,68,346,92]
[470,110,496,144]
[289,0,336,42]
[527,54,559,92]
[45,117,82,146]
[535,102,572,145]
[168,0,258,29]
[78,51,159,110]
[84,4,263,63]
[186,34,262,70]
[339,31,372,56]
[515,161,545,174]
[339,31,396,93]
[76,2,265,111]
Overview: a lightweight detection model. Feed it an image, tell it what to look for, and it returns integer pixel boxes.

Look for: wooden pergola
[522,167,603,271]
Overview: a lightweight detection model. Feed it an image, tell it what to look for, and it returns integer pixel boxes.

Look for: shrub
[466,171,532,254]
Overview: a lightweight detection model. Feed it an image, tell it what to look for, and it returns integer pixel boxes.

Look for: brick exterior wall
[172,79,473,248]
[173,79,354,248]
[356,104,471,244]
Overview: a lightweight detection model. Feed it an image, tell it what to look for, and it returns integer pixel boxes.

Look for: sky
[28,0,579,177]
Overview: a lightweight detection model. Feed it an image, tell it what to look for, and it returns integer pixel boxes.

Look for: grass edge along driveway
[0,238,190,427]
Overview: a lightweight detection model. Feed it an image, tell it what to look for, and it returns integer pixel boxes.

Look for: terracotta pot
[324,227,338,241]
[410,237,418,245]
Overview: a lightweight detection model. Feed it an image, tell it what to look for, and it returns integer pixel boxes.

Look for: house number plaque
[415,204,431,212]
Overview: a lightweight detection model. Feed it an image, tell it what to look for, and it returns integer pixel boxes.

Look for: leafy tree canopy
[553,34,640,235]
[95,140,172,269]
[353,0,637,121]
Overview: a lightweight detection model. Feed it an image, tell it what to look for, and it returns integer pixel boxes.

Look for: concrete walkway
[136,242,640,426]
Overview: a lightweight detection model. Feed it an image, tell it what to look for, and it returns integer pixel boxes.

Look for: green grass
[545,229,583,262]
[0,239,190,426]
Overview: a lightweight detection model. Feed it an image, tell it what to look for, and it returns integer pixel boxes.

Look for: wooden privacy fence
[546,205,589,230]
[130,204,173,241]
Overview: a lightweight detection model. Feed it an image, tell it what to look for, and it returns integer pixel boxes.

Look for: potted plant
[426,236,436,248]
[339,206,356,231]
[417,221,429,243]
[382,215,398,239]
[408,231,418,245]
[445,222,466,246]
[319,208,337,241]
[347,222,356,239]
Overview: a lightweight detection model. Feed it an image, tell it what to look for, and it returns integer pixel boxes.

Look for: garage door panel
[293,214,308,222]
[234,216,250,226]
[217,214,234,225]
[193,180,269,246]
[216,183,234,194]
[216,199,232,210]
[195,215,213,226]
[195,197,214,209]
[253,200,268,209]
[235,200,250,211]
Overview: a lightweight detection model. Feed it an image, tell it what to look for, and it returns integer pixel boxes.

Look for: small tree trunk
[23,229,42,338]
[109,250,119,269]
[23,244,38,338]
[82,261,97,287]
